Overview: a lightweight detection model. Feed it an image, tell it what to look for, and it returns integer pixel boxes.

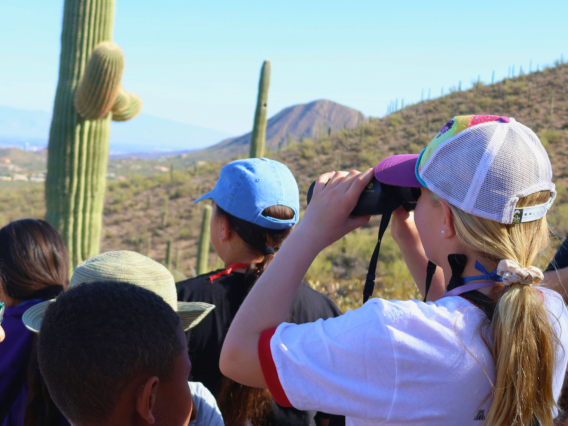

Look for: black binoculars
[306,177,421,216]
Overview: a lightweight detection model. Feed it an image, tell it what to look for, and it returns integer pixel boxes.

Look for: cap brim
[177,302,215,331]
[193,190,214,204]
[22,299,53,333]
[22,299,215,334]
[374,154,422,188]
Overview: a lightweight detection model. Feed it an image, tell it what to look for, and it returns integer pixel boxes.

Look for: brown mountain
[191,99,367,161]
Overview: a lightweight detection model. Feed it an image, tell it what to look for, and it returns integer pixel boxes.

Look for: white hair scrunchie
[496,259,544,286]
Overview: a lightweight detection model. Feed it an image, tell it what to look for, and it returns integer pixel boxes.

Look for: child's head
[195,158,299,276]
[376,115,558,426]
[376,115,555,268]
[0,219,68,303]
[37,281,192,426]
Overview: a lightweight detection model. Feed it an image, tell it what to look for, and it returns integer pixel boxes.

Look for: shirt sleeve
[188,381,224,426]
[260,301,398,420]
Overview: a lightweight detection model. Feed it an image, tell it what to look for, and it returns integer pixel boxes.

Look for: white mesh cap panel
[420,124,495,208]
[420,119,556,224]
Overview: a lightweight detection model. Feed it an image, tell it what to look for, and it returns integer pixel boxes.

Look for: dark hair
[216,205,294,426]
[0,219,68,300]
[0,219,68,426]
[37,281,185,425]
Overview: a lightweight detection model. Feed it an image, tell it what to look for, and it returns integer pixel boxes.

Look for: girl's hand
[297,169,374,253]
[390,206,420,247]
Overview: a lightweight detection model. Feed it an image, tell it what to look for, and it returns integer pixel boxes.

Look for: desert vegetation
[2,61,568,310]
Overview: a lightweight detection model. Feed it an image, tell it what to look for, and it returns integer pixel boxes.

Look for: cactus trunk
[45,0,115,268]
[45,0,141,269]
[249,60,271,158]
[196,205,212,275]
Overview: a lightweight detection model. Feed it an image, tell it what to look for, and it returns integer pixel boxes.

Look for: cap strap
[512,197,554,224]
[262,247,275,256]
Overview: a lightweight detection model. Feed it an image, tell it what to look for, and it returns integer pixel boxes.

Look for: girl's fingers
[326,171,350,189]
[345,168,374,198]
[313,172,335,197]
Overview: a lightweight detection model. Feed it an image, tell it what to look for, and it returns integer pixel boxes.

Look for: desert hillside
[2,62,568,309]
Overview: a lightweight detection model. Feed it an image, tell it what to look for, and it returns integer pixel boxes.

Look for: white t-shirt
[260,288,568,426]
[188,381,224,426]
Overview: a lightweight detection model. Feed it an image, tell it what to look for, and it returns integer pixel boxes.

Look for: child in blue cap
[177,158,342,426]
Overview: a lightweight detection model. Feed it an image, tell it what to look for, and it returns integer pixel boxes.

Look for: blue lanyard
[461,260,503,284]
[442,260,502,299]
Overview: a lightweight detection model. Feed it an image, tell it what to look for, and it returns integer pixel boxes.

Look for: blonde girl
[220,115,568,426]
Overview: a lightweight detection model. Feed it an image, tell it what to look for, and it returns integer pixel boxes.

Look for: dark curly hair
[37,281,185,425]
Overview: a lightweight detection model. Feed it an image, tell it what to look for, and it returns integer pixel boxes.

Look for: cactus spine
[45,0,142,268]
[249,60,271,158]
[196,205,212,275]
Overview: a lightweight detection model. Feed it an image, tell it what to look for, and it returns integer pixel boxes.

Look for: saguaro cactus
[165,240,173,271]
[196,206,213,275]
[249,60,271,158]
[45,0,142,268]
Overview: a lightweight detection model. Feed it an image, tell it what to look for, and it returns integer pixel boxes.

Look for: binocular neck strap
[447,254,468,291]
[423,261,437,302]
[362,205,393,303]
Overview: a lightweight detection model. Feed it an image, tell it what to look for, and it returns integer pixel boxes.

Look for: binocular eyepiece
[306,176,421,215]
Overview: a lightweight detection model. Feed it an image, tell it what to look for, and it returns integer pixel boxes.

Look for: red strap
[258,328,293,407]
[208,263,250,283]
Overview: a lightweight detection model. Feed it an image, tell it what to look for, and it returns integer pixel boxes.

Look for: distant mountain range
[0,100,366,160]
[0,106,229,154]
[190,99,367,161]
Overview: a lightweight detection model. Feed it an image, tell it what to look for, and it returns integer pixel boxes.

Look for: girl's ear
[219,214,231,241]
[136,376,159,424]
[440,199,456,238]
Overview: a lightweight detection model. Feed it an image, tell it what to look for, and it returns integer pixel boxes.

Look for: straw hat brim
[22,299,214,333]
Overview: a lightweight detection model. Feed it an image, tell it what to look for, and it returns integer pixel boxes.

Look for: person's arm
[390,207,445,301]
[219,169,374,388]
[543,268,568,304]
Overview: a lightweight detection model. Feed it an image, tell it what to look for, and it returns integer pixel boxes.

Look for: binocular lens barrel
[306,177,420,216]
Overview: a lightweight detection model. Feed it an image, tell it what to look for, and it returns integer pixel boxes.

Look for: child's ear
[439,200,456,238]
[136,376,159,424]
[220,214,231,241]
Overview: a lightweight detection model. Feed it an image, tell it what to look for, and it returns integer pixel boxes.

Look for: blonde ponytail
[431,190,561,426]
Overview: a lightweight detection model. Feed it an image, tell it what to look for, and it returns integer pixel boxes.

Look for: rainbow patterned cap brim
[415,115,511,186]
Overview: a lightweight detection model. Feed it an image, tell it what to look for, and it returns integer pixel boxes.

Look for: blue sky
[0,0,567,135]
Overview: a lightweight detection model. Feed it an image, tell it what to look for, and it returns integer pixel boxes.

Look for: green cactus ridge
[197,206,213,275]
[74,42,125,120]
[249,60,271,158]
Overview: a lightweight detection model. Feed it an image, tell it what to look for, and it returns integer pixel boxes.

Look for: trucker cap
[194,158,300,230]
[374,115,556,224]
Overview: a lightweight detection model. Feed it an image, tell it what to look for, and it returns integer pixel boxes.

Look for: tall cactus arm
[249,60,271,158]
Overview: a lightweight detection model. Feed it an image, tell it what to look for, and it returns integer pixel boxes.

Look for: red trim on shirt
[258,328,293,407]
[208,263,250,282]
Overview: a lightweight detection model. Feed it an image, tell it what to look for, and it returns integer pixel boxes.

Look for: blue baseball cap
[194,158,300,230]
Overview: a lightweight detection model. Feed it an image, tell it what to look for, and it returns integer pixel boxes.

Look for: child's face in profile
[152,330,194,426]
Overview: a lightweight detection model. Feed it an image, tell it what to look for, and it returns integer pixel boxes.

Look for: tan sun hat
[22,250,214,333]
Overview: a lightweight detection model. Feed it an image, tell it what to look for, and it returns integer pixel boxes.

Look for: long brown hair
[215,205,294,426]
[431,191,560,426]
[0,219,69,426]
[0,219,69,300]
